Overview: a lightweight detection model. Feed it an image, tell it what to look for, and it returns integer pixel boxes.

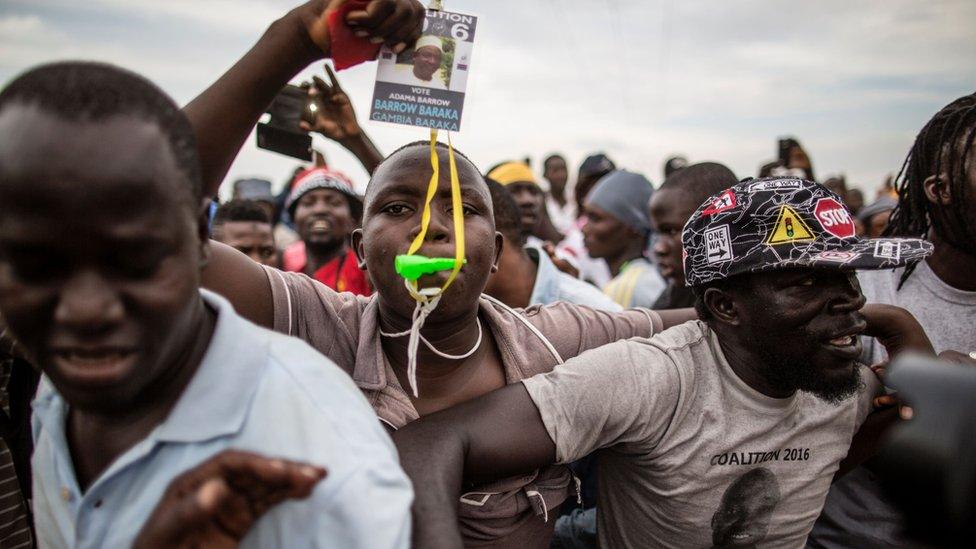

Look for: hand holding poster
[369,8,477,131]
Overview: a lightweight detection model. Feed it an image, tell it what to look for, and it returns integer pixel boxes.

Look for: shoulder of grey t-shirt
[517,300,663,361]
[262,266,370,371]
[522,321,704,464]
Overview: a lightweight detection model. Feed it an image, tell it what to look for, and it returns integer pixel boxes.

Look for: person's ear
[703,287,740,326]
[922,174,952,206]
[351,228,366,270]
[197,198,213,269]
[491,232,504,273]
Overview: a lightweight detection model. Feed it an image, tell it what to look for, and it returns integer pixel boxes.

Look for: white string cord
[379,282,483,397]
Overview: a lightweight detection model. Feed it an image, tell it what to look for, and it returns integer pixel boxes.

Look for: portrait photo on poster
[369,8,477,131]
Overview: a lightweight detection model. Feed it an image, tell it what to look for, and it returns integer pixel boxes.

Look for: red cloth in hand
[328,0,382,70]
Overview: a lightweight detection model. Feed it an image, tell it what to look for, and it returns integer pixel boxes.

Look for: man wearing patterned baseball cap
[682,177,931,286]
[394,176,938,549]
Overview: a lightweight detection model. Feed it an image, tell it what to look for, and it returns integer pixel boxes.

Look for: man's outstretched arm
[184,0,424,198]
[392,383,557,549]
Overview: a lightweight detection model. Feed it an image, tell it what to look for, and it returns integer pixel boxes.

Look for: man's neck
[304,239,347,276]
[925,229,976,292]
[492,251,539,309]
[550,187,567,208]
[714,326,795,399]
[67,299,217,491]
[377,299,487,399]
[607,245,646,277]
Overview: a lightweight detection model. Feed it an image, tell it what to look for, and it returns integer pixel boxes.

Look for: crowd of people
[0,1,973,548]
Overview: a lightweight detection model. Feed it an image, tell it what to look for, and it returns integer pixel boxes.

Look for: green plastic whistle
[395,254,465,281]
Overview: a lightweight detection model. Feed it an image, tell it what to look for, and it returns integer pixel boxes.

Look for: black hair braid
[885,93,976,289]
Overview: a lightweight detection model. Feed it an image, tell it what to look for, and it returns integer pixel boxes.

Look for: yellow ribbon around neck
[404,128,465,299]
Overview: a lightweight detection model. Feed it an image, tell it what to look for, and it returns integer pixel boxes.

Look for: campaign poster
[369,9,477,131]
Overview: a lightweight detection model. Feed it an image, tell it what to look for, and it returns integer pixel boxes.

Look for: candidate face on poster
[370,9,477,131]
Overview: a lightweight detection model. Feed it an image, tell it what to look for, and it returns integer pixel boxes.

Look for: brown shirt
[263,267,662,546]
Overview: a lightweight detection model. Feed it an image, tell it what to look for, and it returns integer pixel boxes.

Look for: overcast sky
[2,0,974,198]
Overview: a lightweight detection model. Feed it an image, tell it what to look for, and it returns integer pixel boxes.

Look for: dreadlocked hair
[885,92,976,289]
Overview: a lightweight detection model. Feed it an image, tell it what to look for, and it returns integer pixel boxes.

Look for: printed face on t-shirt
[710,467,781,547]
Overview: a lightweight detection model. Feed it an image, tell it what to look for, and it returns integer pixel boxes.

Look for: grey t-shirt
[809,260,976,548]
[523,321,880,549]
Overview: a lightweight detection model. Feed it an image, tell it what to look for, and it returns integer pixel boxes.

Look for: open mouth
[820,322,866,359]
[309,219,331,234]
[51,347,138,386]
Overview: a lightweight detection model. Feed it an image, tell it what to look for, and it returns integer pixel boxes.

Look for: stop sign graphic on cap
[814,198,855,239]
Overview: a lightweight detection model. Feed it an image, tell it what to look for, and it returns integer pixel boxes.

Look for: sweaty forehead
[0,103,188,204]
[364,144,490,207]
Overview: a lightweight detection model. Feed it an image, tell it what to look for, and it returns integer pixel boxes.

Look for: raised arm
[392,383,556,549]
[184,0,423,198]
[301,64,385,174]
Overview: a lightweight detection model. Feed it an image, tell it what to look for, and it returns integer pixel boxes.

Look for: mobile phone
[256,84,320,161]
[777,138,792,166]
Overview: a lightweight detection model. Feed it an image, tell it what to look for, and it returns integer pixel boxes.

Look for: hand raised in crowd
[300,64,386,174]
[301,65,363,142]
[859,303,934,410]
[297,0,425,57]
[133,451,326,549]
[542,242,580,279]
[186,0,423,196]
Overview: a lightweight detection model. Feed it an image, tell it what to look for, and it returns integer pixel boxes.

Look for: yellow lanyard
[402,128,464,299]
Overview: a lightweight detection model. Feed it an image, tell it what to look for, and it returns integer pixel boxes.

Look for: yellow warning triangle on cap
[766,205,816,244]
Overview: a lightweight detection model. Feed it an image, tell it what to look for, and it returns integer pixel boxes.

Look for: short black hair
[213,199,272,226]
[0,61,202,204]
[659,162,738,210]
[365,140,482,208]
[543,154,565,172]
[374,140,478,179]
[486,178,526,247]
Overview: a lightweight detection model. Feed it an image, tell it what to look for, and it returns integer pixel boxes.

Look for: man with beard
[283,167,371,295]
[392,177,935,548]
[810,92,976,548]
[648,162,739,309]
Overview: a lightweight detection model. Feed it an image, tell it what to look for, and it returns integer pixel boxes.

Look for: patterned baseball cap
[682,177,932,286]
